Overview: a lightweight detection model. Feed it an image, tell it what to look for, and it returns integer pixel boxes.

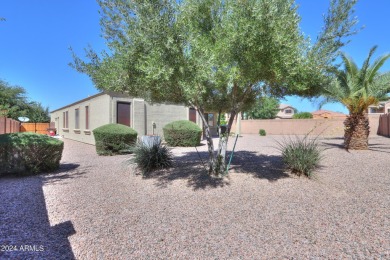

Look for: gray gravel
[1,134,389,259]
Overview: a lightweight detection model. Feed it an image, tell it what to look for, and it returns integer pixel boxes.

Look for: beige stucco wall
[145,102,189,136]
[231,115,382,137]
[50,92,196,145]
[51,94,111,145]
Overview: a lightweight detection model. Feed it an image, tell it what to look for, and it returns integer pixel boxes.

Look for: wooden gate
[20,123,50,134]
[378,114,390,137]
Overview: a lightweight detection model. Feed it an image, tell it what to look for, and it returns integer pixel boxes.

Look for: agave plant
[322,46,390,150]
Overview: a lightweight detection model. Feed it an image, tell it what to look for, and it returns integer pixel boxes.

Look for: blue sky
[0,0,389,114]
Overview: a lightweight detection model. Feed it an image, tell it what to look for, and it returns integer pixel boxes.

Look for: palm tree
[323,46,390,150]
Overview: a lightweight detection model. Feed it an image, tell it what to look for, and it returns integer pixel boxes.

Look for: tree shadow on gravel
[0,176,76,259]
[367,142,390,154]
[320,137,390,154]
[144,150,288,190]
[226,151,289,181]
[42,163,88,185]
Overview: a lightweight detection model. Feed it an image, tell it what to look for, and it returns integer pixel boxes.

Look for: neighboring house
[276,104,295,119]
[367,100,390,114]
[50,92,217,145]
[311,110,347,119]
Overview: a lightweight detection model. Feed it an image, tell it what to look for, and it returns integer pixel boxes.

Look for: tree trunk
[195,106,237,177]
[213,110,237,176]
[197,107,215,174]
[344,113,370,150]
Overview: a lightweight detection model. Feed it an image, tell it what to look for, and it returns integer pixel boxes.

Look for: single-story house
[311,110,347,119]
[50,92,218,145]
[367,99,390,114]
[276,104,295,119]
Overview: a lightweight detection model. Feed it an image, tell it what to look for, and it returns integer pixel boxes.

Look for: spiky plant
[276,135,323,178]
[322,46,390,150]
[132,140,173,175]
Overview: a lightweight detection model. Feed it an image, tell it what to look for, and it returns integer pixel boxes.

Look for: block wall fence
[231,115,382,136]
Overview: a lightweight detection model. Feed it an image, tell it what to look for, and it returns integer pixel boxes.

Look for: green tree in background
[26,102,50,123]
[72,0,358,176]
[0,79,50,123]
[322,46,390,150]
[292,112,313,119]
[247,96,280,119]
[0,79,29,119]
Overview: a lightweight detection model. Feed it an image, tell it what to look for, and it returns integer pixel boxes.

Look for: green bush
[293,112,313,119]
[259,129,266,136]
[0,133,64,176]
[163,120,202,147]
[132,140,173,175]
[276,135,322,178]
[93,124,137,155]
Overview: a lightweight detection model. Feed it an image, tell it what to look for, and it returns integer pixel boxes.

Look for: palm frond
[323,46,390,115]
[366,53,390,84]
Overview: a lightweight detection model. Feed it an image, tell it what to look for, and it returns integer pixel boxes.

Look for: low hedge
[163,120,202,147]
[93,123,138,155]
[0,132,64,176]
[293,112,313,119]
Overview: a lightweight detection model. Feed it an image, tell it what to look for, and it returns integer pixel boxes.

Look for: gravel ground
[0,134,389,259]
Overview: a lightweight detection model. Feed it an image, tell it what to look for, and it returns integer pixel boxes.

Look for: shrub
[293,112,313,119]
[132,140,173,175]
[259,129,266,136]
[93,124,137,155]
[163,120,202,147]
[276,135,322,178]
[0,133,64,176]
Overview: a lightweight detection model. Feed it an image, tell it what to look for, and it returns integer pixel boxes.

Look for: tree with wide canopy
[72,0,358,176]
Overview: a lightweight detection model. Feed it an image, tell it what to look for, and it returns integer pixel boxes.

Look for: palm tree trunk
[344,113,370,150]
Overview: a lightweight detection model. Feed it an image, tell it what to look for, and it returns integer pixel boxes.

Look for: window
[370,107,384,113]
[285,109,292,114]
[117,102,131,126]
[204,113,214,127]
[85,106,89,129]
[63,111,68,128]
[75,109,80,129]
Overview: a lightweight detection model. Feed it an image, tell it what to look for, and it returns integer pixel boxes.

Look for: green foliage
[0,133,63,176]
[277,135,323,178]
[163,120,202,147]
[248,96,280,119]
[93,124,137,155]
[27,102,50,123]
[72,0,358,175]
[0,79,50,122]
[0,79,28,119]
[259,129,266,136]
[293,112,313,119]
[72,0,358,110]
[132,140,173,175]
[322,46,390,115]
[219,114,227,125]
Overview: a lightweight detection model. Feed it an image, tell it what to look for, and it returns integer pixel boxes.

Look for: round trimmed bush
[93,123,138,155]
[259,129,266,136]
[163,120,202,147]
[0,132,64,176]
